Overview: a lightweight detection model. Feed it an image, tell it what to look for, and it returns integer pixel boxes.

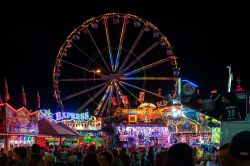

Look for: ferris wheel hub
[101,74,123,80]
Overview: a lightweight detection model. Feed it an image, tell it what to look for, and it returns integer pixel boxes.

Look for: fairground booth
[0,103,47,152]
[113,100,220,148]
[53,111,104,146]
[38,109,81,147]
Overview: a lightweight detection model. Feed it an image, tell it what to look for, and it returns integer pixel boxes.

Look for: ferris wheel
[53,13,179,116]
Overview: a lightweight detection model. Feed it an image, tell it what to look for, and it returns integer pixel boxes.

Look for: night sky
[0,1,247,111]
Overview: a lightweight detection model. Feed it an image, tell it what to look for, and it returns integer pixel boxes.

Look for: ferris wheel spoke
[99,94,110,116]
[124,56,176,76]
[114,16,127,72]
[100,83,114,116]
[59,78,108,82]
[87,30,111,72]
[120,38,163,74]
[106,83,114,115]
[98,84,113,116]
[114,81,124,106]
[76,83,109,113]
[118,26,145,73]
[103,16,114,71]
[94,85,111,115]
[61,60,92,73]
[62,81,108,101]
[71,42,108,73]
[118,82,143,104]
[119,81,165,99]
[120,77,178,81]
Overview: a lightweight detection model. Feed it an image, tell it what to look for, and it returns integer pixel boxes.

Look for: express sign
[54,112,89,121]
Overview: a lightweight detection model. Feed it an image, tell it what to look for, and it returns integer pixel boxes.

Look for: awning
[57,122,81,137]
[38,118,78,137]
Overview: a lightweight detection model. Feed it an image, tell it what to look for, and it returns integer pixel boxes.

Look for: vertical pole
[226,65,233,93]
[4,135,9,153]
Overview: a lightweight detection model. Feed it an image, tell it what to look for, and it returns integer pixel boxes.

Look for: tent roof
[57,122,81,137]
[38,118,78,137]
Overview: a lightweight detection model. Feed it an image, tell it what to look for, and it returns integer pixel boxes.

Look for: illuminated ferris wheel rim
[52,13,179,115]
[65,13,171,45]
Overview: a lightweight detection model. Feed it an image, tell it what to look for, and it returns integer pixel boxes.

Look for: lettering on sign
[54,112,89,121]
[156,100,168,107]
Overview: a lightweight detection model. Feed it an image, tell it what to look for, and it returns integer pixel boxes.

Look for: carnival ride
[53,13,179,115]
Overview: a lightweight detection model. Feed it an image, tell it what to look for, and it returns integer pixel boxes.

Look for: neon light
[0,133,50,137]
[121,77,177,81]
[118,83,142,104]
[38,109,54,122]
[182,80,198,87]
[4,103,38,115]
[138,103,156,109]
[124,56,175,76]
[178,78,182,95]
[54,111,89,121]
[114,16,127,72]
[156,100,169,107]
[103,16,114,71]
[61,116,102,131]
[119,81,165,98]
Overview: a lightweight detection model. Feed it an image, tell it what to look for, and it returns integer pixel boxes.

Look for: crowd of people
[0,130,249,166]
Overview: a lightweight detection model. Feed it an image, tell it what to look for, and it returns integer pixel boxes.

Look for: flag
[234,77,244,92]
[4,79,10,102]
[121,96,129,106]
[37,90,41,109]
[139,92,145,102]
[22,86,27,106]
[111,97,118,106]
[157,88,162,97]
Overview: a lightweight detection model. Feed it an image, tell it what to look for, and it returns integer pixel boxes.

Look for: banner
[139,92,145,102]
[121,96,129,106]
[111,97,118,106]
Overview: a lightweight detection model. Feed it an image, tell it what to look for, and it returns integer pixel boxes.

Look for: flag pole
[226,65,233,93]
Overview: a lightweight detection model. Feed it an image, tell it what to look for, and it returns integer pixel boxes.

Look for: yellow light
[95,69,101,73]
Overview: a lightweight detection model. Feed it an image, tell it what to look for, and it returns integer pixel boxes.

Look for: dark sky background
[0,1,248,110]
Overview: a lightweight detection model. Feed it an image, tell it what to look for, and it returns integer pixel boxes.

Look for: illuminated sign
[156,100,169,107]
[78,131,103,137]
[5,104,39,134]
[39,109,54,122]
[54,112,89,121]
[139,103,156,109]
[9,136,35,142]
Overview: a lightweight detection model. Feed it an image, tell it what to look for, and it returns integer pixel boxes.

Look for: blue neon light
[182,80,198,87]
